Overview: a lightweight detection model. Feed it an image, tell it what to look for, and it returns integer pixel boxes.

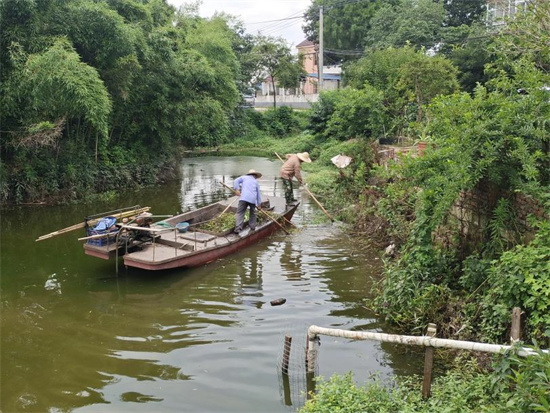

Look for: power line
[250,0,380,44]
[247,15,303,25]
[251,9,306,40]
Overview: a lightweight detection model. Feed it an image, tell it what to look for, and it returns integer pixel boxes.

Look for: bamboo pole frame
[36,207,151,241]
[305,325,546,374]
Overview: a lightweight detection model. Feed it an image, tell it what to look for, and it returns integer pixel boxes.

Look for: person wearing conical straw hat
[233,169,262,234]
[279,152,312,205]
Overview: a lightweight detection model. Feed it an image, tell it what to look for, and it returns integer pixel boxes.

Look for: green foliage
[301,373,401,413]
[106,0,153,30]
[439,23,494,92]
[481,220,550,342]
[324,86,387,141]
[251,36,304,108]
[0,0,257,204]
[367,0,446,50]
[373,237,459,330]
[344,46,459,137]
[367,58,550,341]
[492,346,550,412]
[59,0,141,73]
[345,46,418,91]
[491,0,550,72]
[299,359,514,413]
[308,90,341,138]
[220,130,317,159]
[184,16,240,107]
[396,55,459,122]
[442,0,485,27]
[303,139,376,221]
[303,0,393,54]
[17,38,112,139]
[403,69,549,235]
[308,87,387,141]
[197,212,236,233]
[262,106,297,137]
[301,352,550,413]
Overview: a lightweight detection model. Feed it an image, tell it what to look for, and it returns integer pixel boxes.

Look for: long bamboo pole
[77,233,115,241]
[274,152,335,222]
[36,207,151,241]
[219,196,239,216]
[218,181,290,235]
[306,325,545,370]
[274,152,285,162]
[303,185,335,222]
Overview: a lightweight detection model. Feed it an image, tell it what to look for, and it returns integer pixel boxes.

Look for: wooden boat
[83,195,298,271]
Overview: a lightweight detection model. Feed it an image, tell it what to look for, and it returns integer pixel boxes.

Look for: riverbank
[216,133,550,413]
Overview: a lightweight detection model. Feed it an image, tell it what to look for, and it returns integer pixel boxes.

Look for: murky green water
[1,156,422,413]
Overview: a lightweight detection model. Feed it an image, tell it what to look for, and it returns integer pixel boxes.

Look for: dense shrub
[300,350,550,413]
[262,106,298,137]
[481,220,550,342]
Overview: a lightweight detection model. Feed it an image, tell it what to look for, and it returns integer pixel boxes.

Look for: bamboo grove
[0,0,296,204]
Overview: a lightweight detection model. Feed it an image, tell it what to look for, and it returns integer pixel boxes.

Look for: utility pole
[318,6,324,92]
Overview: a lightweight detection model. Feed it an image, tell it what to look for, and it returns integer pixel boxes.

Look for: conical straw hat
[297,152,312,163]
[247,169,262,178]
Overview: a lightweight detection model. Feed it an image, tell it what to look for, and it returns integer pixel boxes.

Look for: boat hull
[122,204,297,271]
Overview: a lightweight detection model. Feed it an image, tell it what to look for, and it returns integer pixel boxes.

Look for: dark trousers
[235,200,257,232]
[282,178,294,204]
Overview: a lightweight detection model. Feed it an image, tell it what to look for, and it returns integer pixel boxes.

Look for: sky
[166,0,312,48]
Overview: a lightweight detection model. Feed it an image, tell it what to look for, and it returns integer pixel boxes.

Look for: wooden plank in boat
[179,232,217,242]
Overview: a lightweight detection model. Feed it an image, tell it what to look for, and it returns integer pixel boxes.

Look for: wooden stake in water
[282,335,292,375]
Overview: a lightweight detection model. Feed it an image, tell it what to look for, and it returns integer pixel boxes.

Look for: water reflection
[0,156,410,413]
[279,241,304,280]
[238,255,264,309]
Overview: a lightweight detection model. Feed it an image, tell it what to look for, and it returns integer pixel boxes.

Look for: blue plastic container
[176,222,190,233]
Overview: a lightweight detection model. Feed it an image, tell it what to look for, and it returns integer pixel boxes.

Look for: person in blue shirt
[233,169,262,233]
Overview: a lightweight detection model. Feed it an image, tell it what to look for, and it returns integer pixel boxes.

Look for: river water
[1,156,422,413]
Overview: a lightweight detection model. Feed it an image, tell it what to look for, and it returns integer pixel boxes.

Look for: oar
[218,181,290,235]
[274,152,335,222]
[36,207,151,241]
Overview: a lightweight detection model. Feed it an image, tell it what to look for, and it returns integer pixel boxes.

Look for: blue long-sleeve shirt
[233,175,261,206]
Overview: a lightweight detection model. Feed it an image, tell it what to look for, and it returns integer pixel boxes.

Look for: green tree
[324,86,387,141]
[11,38,111,144]
[216,13,258,95]
[367,0,446,50]
[396,55,459,122]
[53,0,143,97]
[0,0,251,203]
[252,36,304,108]
[489,0,550,177]
[492,0,550,72]
[442,0,485,27]
[345,46,458,136]
[303,0,395,58]
[439,23,494,92]
[184,16,240,107]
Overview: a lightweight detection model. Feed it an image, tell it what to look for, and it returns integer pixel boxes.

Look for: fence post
[511,307,521,342]
[422,323,437,399]
[306,331,318,374]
